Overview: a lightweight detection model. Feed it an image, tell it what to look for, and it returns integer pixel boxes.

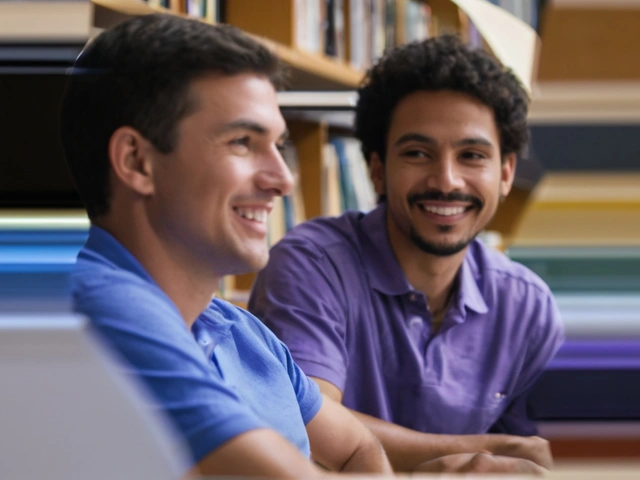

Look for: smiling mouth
[419,204,473,217]
[233,207,268,224]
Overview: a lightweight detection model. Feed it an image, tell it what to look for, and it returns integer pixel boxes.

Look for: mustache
[407,190,483,209]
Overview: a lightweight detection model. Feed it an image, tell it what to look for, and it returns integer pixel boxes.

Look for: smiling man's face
[370,89,516,257]
[147,73,293,277]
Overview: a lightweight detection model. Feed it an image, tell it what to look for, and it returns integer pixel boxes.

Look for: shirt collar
[454,247,489,315]
[81,225,235,341]
[359,203,413,296]
[359,205,488,314]
[81,225,157,286]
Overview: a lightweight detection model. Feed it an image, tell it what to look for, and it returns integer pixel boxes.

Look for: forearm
[339,432,393,474]
[307,394,393,474]
[351,410,507,472]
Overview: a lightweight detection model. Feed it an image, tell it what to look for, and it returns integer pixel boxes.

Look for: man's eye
[276,143,287,154]
[461,151,485,160]
[403,150,429,158]
[230,136,250,147]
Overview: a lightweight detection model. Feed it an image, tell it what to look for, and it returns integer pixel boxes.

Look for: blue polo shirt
[70,226,322,463]
[249,204,564,436]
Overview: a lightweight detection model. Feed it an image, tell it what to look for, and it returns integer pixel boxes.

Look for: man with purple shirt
[249,35,564,471]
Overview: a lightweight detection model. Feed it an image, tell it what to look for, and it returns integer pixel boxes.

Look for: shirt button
[409,293,418,302]
[408,316,423,328]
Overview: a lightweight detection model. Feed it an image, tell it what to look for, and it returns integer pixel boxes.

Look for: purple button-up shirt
[249,204,565,435]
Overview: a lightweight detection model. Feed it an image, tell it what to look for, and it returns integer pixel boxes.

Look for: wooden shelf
[0,1,94,42]
[93,0,161,16]
[92,0,363,90]
[267,41,363,90]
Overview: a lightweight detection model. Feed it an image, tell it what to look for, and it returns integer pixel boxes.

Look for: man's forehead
[186,76,285,134]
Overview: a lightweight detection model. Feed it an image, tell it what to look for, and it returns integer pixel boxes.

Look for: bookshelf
[91,0,366,90]
[0,0,550,302]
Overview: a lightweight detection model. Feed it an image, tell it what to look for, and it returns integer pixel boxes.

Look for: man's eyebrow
[393,133,495,149]
[216,119,269,135]
[216,119,288,141]
[452,137,494,148]
[393,133,438,147]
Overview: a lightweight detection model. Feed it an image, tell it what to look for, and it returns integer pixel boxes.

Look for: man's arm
[312,377,553,472]
[306,394,393,474]
[195,393,393,478]
[194,429,322,479]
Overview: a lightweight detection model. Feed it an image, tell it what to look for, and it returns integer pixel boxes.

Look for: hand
[413,452,548,475]
[491,435,553,470]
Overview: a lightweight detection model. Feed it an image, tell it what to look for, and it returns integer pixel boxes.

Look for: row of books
[268,137,377,247]
[141,0,539,72]
[144,0,221,22]
[292,0,385,69]
[345,0,435,70]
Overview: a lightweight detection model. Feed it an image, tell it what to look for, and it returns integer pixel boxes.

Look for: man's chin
[244,250,270,272]
[221,250,268,277]
[409,229,473,257]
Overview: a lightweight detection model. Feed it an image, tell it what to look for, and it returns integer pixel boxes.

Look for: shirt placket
[405,291,433,357]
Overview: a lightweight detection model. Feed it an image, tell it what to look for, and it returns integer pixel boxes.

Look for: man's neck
[96,213,219,329]
[386,215,466,317]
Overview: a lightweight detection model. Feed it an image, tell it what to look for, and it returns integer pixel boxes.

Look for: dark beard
[404,189,505,256]
[409,225,474,256]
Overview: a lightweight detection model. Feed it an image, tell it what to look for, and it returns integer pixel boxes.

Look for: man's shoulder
[209,298,284,350]
[468,241,564,341]
[71,250,178,325]
[278,210,366,253]
[469,239,551,297]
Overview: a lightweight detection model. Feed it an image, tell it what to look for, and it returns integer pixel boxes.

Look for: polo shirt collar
[83,225,157,286]
[455,249,489,315]
[358,205,488,314]
[359,203,413,296]
[83,225,235,339]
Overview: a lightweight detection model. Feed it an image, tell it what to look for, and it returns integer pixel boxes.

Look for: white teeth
[234,207,268,223]
[423,205,466,216]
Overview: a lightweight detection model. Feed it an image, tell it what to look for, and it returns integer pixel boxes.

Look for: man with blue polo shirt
[249,35,564,471]
[72,227,321,462]
[62,14,395,478]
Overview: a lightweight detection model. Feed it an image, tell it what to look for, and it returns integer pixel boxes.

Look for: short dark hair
[60,14,286,219]
[355,35,529,164]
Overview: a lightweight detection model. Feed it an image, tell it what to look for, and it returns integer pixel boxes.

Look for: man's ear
[369,152,386,197]
[108,126,156,196]
[500,152,517,198]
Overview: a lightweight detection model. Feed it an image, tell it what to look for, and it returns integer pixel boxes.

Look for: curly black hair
[355,35,529,164]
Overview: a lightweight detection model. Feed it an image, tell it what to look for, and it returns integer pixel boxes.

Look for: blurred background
[1,0,639,474]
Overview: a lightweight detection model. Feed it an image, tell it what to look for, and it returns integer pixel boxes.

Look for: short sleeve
[223,301,324,426]
[249,238,350,392]
[73,278,269,463]
[279,341,323,424]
